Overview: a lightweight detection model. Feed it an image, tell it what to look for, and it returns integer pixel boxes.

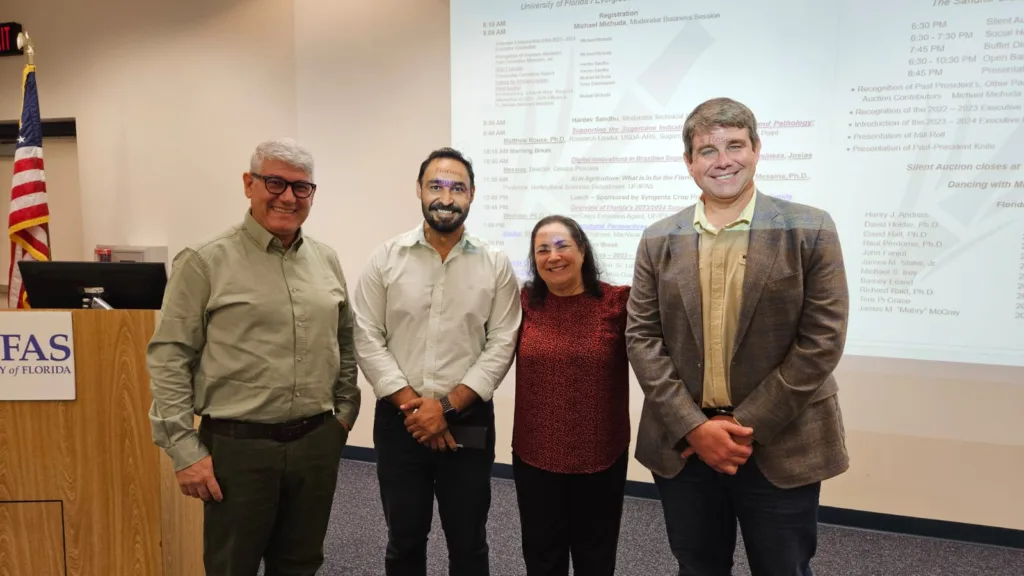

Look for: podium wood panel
[159,429,205,576]
[0,501,64,576]
[0,310,204,576]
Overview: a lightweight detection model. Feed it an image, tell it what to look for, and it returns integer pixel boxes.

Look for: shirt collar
[693,190,757,234]
[396,222,483,251]
[242,210,304,252]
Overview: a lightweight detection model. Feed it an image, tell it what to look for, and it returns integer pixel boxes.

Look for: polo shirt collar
[694,189,758,233]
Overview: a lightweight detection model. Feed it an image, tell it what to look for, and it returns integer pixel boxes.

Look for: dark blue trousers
[653,457,821,576]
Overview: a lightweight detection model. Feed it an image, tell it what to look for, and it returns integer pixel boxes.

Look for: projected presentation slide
[450,0,1024,367]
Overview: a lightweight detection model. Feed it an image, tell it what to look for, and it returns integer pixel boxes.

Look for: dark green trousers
[198,415,348,576]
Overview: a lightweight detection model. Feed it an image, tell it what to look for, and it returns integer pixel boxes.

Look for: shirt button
[292,288,300,293]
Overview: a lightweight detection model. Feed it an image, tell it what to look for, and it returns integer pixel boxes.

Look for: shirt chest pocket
[761,271,804,327]
[454,280,496,323]
[310,274,345,327]
[386,279,432,323]
[302,276,345,369]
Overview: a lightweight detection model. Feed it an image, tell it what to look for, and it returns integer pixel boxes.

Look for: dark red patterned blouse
[512,282,631,474]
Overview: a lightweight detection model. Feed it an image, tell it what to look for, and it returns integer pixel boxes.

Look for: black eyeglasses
[251,173,317,198]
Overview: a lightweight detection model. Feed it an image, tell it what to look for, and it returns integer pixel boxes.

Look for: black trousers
[653,457,821,576]
[512,450,628,576]
[198,414,348,576]
[374,399,496,576]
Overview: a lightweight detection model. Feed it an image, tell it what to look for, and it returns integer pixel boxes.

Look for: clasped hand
[400,397,458,451]
[681,416,754,475]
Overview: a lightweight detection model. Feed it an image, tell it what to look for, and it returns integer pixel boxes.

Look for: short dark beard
[422,200,469,234]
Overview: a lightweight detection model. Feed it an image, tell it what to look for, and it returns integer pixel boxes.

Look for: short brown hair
[682,97,760,159]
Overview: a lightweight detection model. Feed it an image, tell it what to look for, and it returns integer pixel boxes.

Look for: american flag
[8,64,50,309]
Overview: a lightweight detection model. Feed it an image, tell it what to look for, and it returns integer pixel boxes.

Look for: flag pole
[17,31,34,66]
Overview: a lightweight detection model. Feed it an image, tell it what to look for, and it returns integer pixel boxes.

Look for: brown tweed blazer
[625,191,850,489]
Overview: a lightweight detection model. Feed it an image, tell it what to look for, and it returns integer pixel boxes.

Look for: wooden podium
[0,310,204,576]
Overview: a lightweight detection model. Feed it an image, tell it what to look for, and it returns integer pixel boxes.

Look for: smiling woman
[511,214,632,574]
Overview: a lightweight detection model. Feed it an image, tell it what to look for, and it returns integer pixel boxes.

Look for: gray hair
[249,138,315,179]
[682,97,760,159]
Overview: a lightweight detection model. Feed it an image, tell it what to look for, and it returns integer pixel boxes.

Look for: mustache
[429,202,462,213]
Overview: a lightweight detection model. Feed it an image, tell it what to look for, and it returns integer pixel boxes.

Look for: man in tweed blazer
[626,97,850,576]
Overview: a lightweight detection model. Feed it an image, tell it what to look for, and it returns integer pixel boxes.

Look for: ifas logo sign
[0,311,76,401]
[1,334,72,368]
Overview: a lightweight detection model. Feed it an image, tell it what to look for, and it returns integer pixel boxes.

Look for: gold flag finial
[17,31,34,66]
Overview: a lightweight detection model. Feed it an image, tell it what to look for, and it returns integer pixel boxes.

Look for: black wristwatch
[439,396,457,421]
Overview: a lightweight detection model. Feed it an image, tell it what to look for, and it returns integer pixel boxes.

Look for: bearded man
[350,147,522,576]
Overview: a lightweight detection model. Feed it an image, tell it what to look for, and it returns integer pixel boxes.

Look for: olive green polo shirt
[147,211,360,471]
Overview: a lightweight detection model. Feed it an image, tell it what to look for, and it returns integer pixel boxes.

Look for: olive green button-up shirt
[147,211,361,471]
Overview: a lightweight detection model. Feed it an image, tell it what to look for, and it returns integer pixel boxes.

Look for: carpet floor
[283,459,1023,575]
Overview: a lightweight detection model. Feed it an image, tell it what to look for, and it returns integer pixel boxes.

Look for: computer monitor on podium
[17,261,167,310]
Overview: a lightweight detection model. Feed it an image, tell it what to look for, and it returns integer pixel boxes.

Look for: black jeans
[374,399,496,576]
[653,457,821,576]
[512,450,628,576]
[198,414,348,576]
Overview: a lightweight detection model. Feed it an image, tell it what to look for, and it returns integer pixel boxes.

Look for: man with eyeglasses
[147,138,361,576]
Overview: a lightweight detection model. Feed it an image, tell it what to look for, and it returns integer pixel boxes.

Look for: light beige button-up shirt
[693,193,757,409]
[147,211,361,471]
[351,223,522,402]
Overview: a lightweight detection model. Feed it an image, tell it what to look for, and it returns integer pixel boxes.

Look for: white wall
[0,0,298,262]
[3,0,1022,531]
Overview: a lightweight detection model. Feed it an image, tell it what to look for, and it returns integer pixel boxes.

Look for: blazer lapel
[668,207,703,352]
[733,193,782,356]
